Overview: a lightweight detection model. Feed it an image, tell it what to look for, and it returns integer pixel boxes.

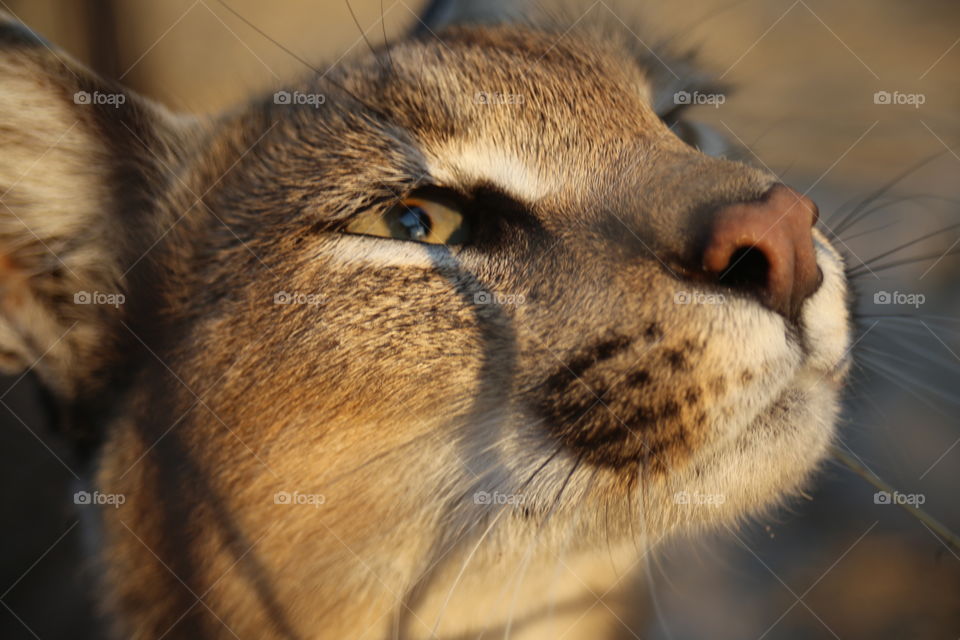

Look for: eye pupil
[344,194,466,245]
[394,206,432,241]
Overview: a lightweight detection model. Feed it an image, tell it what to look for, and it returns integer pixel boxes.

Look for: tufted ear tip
[413,0,532,35]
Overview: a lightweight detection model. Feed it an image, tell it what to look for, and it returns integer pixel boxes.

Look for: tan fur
[0,5,852,639]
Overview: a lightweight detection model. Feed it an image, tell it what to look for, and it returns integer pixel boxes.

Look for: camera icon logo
[673,90,692,105]
[273,91,292,105]
[873,291,891,305]
[873,90,892,105]
[474,291,493,305]
[274,491,292,504]
[274,291,292,304]
[873,491,892,504]
[74,491,92,505]
[74,291,92,304]
[73,91,91,105]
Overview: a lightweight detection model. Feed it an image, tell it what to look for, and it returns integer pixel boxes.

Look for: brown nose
[701,184,822,319]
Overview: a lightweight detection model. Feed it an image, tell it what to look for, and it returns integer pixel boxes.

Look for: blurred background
[0,0,958,638]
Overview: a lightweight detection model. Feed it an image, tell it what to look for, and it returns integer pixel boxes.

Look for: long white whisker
[429,505,511,636]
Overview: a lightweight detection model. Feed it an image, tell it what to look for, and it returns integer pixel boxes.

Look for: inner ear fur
[0,12,196,400]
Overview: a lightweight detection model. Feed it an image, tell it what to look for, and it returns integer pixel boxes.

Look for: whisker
[428,504,513,636]
[854,316,960,341]
[213,0,393,121]
[635,460,675,640]
[632,458,648,557]
[656,0,753,51]
[828,152,947,237]
[499,444,567,640]
[391,443,564,636]
[343,0,390,75]
[855,313,960,323]
[501,525,539,640]
[847,244,960,278]
[855,351,957,413]
[313,434,559,583]
[546,454,584,525]
[402,440,564,634]
[830,445,960,556]
[544,456,588,635]
[836,219,900,243]
[834,194,960,241]
[858,342,960,389]
[380,0,398,77]
[845,221,960,276]
[599,468,620,576]
[644,557,676,640]
[862,328,960,383]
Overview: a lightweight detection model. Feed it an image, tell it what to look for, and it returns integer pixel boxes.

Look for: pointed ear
[413,0,532,34]
[0,12,196,400]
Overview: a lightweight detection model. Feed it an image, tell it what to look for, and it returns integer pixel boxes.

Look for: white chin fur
[672,231,851,530]
[802,229,852,377]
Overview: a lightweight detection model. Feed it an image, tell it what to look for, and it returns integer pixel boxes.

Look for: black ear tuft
[413,0,531,35]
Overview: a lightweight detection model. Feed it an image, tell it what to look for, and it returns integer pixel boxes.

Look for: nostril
[697,184,822,319]
[718,246,770,293]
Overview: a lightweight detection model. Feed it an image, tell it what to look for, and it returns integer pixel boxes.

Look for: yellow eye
[345,197,468,245]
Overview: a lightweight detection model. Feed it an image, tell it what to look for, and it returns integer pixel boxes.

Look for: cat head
[0,2,851,636]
